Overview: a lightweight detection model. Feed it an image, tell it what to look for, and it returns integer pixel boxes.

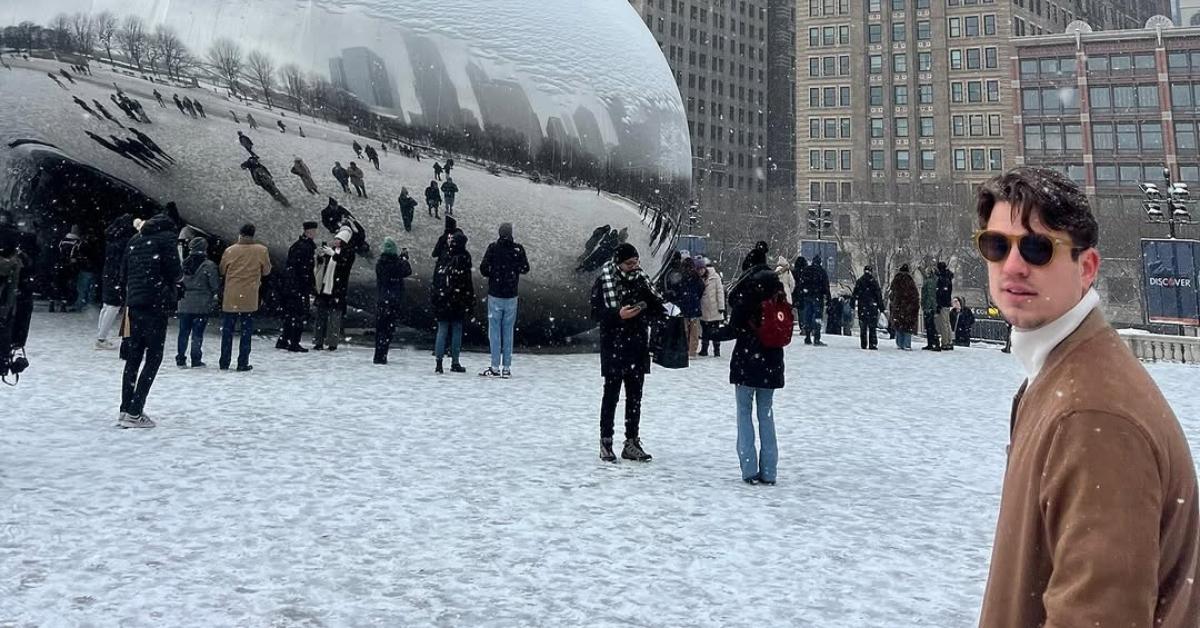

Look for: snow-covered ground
[3,312,1199,626]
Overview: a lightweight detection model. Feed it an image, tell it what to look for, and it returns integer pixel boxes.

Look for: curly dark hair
[976,167,1099,260]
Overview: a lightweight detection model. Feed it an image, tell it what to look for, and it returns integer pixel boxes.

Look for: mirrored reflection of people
[331,162,350,194]
[397,187,417,232]
[153,89,165,108]
[441,177,458,216]
[433,161,443,181]
[246,113,258,130]
[589,243,663,463]
[364,145,379,171]
[240,156,289,207]
[237,131,256,158]
[425,180,442,218]
[352,141,363,159]
[290,158,319,195]
[347,162,367,198]
[975,167,1199,628]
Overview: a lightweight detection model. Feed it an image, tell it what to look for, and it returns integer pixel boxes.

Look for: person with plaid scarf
[589,243,664,462]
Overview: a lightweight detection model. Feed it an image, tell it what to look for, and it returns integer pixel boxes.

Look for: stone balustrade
[1118,330,1200,364]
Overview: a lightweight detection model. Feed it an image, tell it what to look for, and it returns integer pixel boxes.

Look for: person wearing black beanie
[741,240,769,271]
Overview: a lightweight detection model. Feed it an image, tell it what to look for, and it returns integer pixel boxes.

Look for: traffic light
[808,206,832,230]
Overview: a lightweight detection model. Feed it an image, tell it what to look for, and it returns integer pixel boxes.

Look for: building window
[823,26,836,46]
[950,49,963,70]
[868,0,882,12]
[917,20,931,40]
[892,0,906,9]
[896,149,910,169]
[870,86,884,106]
[921,149,936,170]
[870,149,885,170]
[1064,123,1081,150]
[824,181,839,200]
[986,80,999,102]
[870,55,884,74]
[895,117,910,136]
[988,114,1001,136]
[894,85,909,105]
[868,24,883,43]
[811,181,821,200]
[919,84,933,104]
[969,114,984,136]
[985,47,998,69]
[810,118,821,138]
[948,17,961,37]
[823,87,837,106]
[893,53,908,73]
[952,115,965,136]
[810,150,821,170]
[971,148,986,170]
[809,88,820,108]
[954,148,967,170]
[965,48,981,70]
[1137,84,1159,110]
[919,116,934,137]
[840,86,852,106]
[824,149,838,170]
[841,150,852,169]
[951,82,964,103]
[964,16,979,37]
[840,55,851,75]
[841,117,852,138]
[892,22,906,42]
[840,25,851,44]
[825,118,839,138]
[989,148,1002,170]
[1171,84,1194,110]
[918,52,932,72]
[841,182,853,201]
[809,28,820,47]
[871,118,885,137]
[1089,85,1111,110]
[1142,122,1163,151]
[983,14,996,35]
[1176,121,1198,152]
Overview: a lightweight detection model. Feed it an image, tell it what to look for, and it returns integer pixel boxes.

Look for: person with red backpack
[723,246,789,485]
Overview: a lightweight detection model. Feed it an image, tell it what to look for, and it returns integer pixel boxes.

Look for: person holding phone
[589,243,664,462]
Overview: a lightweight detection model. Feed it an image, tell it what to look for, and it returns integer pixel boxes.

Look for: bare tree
[207,38,243,96]
[246,50,276,108]
[118,15,148,71]
[69,12,95,58]
[306,72,333,120]
[48,13,72,52]
[280,63,306,114]
[95,11,118,66]
[152,25,188,81]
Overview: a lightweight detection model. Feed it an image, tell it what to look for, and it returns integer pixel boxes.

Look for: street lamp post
[1140,167,1194,239]
[808,203,832,240]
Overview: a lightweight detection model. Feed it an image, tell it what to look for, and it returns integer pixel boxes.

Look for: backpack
[756,290,794,349]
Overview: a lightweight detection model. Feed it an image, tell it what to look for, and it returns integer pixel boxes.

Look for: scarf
[319,248,339,296]
[598,260,658,310]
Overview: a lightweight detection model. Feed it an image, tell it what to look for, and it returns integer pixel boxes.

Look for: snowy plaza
[2,314,1198,626]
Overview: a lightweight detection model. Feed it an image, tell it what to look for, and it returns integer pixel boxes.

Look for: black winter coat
[121,214,182,312]
[432,216,460,260]
[727,264,785,389]
[589,267,665,378]
[284,236,317,295]
[430,234,474,322]
[375,252,413,305]
[479,238,530,299]
[936,268,954,308]
[952,307,975,345]
[852,272,884,317]
[315,246,356,306]
[101,214,136,306]
[799,263,831,303]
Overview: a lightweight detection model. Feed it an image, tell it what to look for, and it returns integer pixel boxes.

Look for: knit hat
[133,218,145,231]
[498,222,513,240]
[335,225,353,243]
[189,237,207,253]
[302,221,318,231]
[614,242,639,263]
[381,237,398,256]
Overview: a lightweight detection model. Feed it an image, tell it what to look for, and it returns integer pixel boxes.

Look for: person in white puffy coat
[698,259,726,357]
[774,256,795,305]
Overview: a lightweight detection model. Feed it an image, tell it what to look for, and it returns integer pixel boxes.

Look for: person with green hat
[374,238,412,365]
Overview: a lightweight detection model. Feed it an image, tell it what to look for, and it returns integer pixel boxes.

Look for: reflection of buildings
[1180,0,1200,26]
[628,0,797,261]
[329,47,397,109]
[1014,23,1200,323]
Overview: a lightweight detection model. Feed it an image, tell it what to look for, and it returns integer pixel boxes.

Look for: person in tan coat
[975,166,1199,628]
[218,223,271,371]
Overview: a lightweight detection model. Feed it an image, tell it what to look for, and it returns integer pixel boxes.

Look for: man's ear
[1079,247,1101,293]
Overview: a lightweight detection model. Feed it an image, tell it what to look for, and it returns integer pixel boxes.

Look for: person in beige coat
[975,167,1199,628]
[698,259,726,357]
[218,223,271,371]
[773,255,794,305]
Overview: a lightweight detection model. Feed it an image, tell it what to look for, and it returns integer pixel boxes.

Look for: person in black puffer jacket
[589,242,664,463]
[430,230,474,373]
[478,222,530,377]
[724,246,785,485]
[934,261,955,350]
[374,237,413,364]
[97,214,136,350]
[851,265,884,350]
[117,213,182,427]
[277,221,318,352]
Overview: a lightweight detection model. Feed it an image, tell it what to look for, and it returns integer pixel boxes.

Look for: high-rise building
[1013,22,1200,322]
[1178,0,1200,26]
[795,0,1169,289]
[329,47,397,110]
[629,0,797,260]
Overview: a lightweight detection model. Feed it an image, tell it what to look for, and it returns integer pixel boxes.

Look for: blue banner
[1140,239,1200,326]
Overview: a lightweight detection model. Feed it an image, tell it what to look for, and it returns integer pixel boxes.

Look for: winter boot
[450,363,466,373]
[435,359,444,374]
[275,339,289,350]
[599,437,616,462]
[176,356,188,368]
[621,438,652,462]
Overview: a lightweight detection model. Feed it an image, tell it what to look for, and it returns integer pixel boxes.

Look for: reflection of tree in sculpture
[247,50,276,108]
[117,15,147,72]
[208,38,243,97]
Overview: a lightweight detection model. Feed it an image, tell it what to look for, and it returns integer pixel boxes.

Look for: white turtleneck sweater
[1010,288,1100,381]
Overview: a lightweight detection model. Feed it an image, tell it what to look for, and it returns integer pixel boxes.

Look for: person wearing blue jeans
[736,385,777,484]
[478,222,530,378]
[220,313,254,370]
[487,296,518,374]
[177,314,208,365]
[724,247,785,484]
[431,230,473,374]
[434,320,463,369]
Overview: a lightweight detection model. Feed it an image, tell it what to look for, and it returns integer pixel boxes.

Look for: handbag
[652,315,689,369]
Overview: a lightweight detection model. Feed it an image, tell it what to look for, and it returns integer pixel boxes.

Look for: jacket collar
[237,236,255,245]
[1010,288,1102,381]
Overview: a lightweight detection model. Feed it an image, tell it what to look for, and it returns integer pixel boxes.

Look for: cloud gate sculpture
[0,0,692,342]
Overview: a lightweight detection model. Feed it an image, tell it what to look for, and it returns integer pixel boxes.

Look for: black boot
[599,437,616,462]
[621,438,652,462]
[435,359,444,374]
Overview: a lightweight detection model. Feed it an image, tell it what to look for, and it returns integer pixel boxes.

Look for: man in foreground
[976,167,1199,627]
